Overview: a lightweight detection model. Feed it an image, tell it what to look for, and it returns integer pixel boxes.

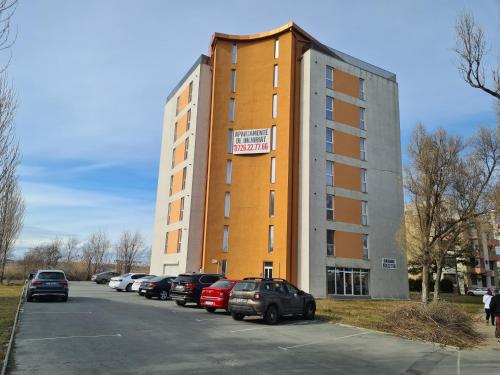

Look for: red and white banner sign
[233,128,270,155]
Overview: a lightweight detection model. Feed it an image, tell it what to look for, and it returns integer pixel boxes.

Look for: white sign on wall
[233,128,270,155]
[382,258,397,269]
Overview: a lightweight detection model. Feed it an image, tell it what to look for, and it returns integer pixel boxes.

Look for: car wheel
[159,291,169,301]
[467,292,474,296]
[303,302,316,320]
[206,307,216,313]
[176,300,186,306]
[263,305,279,325]
[26,294,33,302]
[231,312,245,321]
[125,283,132,292]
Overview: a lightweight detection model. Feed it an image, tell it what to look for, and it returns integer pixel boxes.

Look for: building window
[230,69,236,93]
[226,160,232,184]
[186,109,191,131]
[164,232,169,253]
[269,190,275,217]
[221,259,227,276]
[273,65,278,88]
[179,197,185,221]
[327,230,335,256]
[359,78,365,100]
[326,66,333,89]
[360,107,365,130]
[227,128,233,153]
[264,262,273,278]
[360,138,366,161]
[326,194,334,221]
[177,229,182,253]
[268,225,274,253]
[181,167,187,190]
[327,267,369,296]
[188,81,193,103]
[326,128,334,153]
[274,38,279,59]
[326,160,334,186]
[363,234,369,260]
[176,96,180,115]
[224,192,230,218]
[272,94,278,119]
[169,175,173,196]
[271,125,277,151]
[362,201,368,225]
[361,168,367,193]
[326,96,333,120]
[231,43,237,64]
[229,98,235,122]
[270,157,276,183]
[173,122,178,141]
[171,148,176,169]
[167,202,172,224]
[223,225,229,252]
[184,138,189,160]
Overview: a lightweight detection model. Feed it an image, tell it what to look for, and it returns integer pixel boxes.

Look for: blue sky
[10,0,498,255]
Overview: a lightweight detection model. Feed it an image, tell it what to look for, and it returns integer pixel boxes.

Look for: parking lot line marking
[195,318,225,322]
[230,327,267,333]
[21,334,122,342]
[278,331,370,350]
[24,312,93,315]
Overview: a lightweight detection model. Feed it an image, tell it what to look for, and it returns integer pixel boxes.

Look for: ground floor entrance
[326,267,369,296]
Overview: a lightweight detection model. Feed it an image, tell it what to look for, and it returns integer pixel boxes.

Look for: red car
[200,279,238,312]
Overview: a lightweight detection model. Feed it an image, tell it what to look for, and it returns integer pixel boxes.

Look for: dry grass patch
[0,282,23,363]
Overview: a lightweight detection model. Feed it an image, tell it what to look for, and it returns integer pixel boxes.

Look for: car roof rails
[243,277,288,282]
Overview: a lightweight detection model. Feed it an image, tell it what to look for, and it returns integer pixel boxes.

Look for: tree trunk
[0,253,5,284]
[421,264,429,303]
[433,260,443,301]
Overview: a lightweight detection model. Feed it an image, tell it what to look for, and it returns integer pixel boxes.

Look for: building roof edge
[166,54,210,103]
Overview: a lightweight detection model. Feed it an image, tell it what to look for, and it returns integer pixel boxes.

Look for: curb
[1,282,26,375]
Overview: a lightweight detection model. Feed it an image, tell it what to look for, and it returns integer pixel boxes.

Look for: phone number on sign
[233,143,269,152]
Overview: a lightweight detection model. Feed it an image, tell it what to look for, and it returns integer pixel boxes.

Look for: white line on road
[230,327,267,333]
[195,318,226,322]
[278,331,370,350]
[21,334,122,342]
[23,312,93,315]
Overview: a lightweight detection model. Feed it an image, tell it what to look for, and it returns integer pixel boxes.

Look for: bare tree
[405,125,498,303]
[82,230,110,280]
[115,231,144,274]
[0,177,23,283]
[455,11,500,99]
[61,236,79,263]
[21,239,63,273]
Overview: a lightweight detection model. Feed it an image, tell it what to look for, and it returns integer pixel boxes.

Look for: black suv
[228,278,316,325]
[170,273,224,307]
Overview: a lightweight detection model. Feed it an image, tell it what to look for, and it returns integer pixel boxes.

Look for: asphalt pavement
[9,282,500,374]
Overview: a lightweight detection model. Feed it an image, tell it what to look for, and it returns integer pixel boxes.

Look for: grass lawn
[316,293,483,330]
[0,282,24,364]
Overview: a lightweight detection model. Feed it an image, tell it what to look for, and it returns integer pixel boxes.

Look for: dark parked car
[91,271,120,284]
[27,270,69,302]
[228,278,316,325]
[143,276,176,300]
[170,273,224,306]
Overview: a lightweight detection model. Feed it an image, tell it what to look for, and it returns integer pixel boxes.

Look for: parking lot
[10,282,499,374]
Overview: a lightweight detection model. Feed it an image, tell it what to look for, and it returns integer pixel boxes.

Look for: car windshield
[209,280,234,289]
[175,275,195,284]
[37,272,65,280]
[233,281,258,291]
[149,276,166,282]
[120,273,132,278]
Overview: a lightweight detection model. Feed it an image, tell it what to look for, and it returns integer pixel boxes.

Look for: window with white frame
[363,234,369,259]
[227,128,233,153]
[176,96,180,115]
[272,94,278,119]
[359,78,365,100]
[177,229,182,253]
[360,138,366,160]
[169,175,173,196]
[230,69,236,93]
[223,225,229,252]
[271,125,277,150]
[181,167,187,190]
[164,232,169,253]
[326,160,334,186]
[273,65,278,88]
[326,194,334,221]
[327,267,369,296]
[270,157,276,183]
[173,122,178,141]
[326,66,333,89]
[184,138,189,160]
[326,128,334,153]
[221,259,227,276]
[327,230,335,256]
[274,38,279,59]
[186,109,191,130]
[226,160,232,184]
[188,81,193,103]
[224,192,230,218]
[231,43,237,64]
[167,202,172,224]
[171,148,176,169]
[360,107,365,130]
[362,201,368,225]
[179,197,185,221]
[229,98,235,122]
[269,190,275,217]
[268,225,274,253]
[361,168,367,193]
[326,96,333,120]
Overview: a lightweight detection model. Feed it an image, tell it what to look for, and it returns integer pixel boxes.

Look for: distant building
[150,23,408,299]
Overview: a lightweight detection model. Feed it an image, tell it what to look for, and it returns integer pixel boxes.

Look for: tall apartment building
[151,23,408,299]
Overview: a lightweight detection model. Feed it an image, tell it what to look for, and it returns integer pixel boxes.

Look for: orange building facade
[151,24,408,298]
